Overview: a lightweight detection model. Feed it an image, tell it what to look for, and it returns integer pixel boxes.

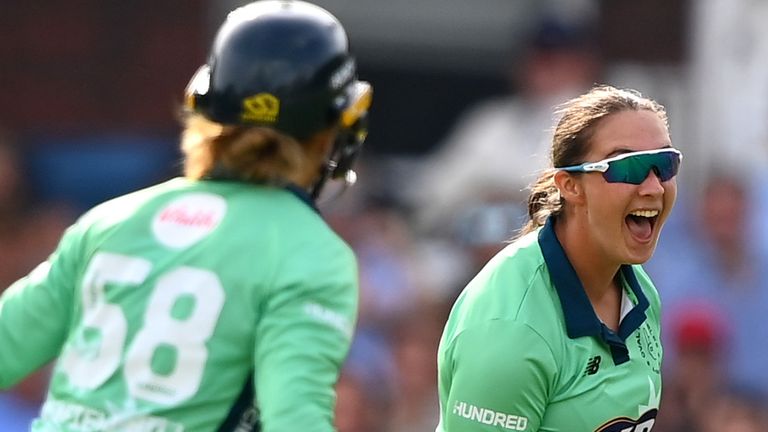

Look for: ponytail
[181,114,307,184]
[514,85,667,239]
[519,169,562,237]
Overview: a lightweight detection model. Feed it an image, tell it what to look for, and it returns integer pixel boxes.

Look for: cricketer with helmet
[0,1,372,431]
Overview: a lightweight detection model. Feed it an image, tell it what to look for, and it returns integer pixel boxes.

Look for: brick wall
[1,1,207,134]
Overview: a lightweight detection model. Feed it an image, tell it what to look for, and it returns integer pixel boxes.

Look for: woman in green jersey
[437,85,680,431]
[0,1,371,431]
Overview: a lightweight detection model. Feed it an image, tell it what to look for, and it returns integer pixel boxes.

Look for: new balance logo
[584,355,602,376]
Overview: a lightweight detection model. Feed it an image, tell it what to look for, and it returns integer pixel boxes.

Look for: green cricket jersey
[0,178,359,432]
[437,217,662,432]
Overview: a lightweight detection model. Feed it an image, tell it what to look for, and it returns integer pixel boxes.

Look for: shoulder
[441,318,556,364]
[442,232,562,353]
[632,265,661,314]
[438,317,559,413]
[51,179,187,254]
[458,231,551,315]
[246,191,356,290]
[76,178,188,229]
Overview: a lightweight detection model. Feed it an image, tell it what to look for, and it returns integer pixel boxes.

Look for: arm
[438,320,557,432]
[0,225,81,389]
[254,243,358,432]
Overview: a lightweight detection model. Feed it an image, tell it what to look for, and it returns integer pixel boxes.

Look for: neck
[554,217,622,330]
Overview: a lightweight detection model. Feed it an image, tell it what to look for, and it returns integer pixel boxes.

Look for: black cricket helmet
[185,0,372,196]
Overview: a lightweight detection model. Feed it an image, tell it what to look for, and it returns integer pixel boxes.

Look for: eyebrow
[605,144,673,158]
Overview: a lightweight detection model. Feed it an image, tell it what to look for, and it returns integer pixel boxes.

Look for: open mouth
[625,210,659,242]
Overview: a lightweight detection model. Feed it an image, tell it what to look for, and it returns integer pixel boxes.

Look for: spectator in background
[654,305,727,432]
[329,194,445,432]
[701,389,768,432]
[0,131,73,289]
[646,173,768,394]
[409,11,602,235]
[335,333,397,432]
[326,193,421,354]
[0,130,74,430]
[655,304,768,432]
[451,200,528,283]
[335,372,390,432]
[653,302,768,432]
[686,0,768,187]
[388,307,445,432]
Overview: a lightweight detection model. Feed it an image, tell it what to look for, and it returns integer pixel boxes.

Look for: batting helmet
[185,0,372,197]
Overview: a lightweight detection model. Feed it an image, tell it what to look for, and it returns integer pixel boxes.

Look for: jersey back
[4,178,358,431]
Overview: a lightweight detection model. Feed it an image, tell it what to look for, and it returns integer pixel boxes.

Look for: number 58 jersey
[0,178,359,432]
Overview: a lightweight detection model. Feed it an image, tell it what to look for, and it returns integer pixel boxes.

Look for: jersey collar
[284,183,320,214]
[205,163,320,214]
[538,216,650,364]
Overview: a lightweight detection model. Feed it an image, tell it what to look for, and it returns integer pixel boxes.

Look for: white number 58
[59,252,225,405]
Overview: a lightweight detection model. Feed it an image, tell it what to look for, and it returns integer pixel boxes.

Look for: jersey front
[0,178,359,431]
[437,217,662,432]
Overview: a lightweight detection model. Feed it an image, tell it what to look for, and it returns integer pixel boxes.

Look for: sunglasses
[558,148,683,185]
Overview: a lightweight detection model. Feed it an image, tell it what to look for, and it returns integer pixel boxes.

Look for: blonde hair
[519,85,669,236]
[181,114,309,184]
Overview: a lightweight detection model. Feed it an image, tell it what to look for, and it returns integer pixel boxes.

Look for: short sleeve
[254,237,358,432]
[438,320,557,432]
[0,223,83,389]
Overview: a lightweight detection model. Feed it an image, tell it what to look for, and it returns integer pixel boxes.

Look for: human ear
[554,169,586,205]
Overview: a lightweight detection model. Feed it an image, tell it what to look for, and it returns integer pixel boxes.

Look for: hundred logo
[452,401,527,431]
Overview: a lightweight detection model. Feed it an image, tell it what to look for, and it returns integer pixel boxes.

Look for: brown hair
[181,114,309,184]
[519,85,668,236]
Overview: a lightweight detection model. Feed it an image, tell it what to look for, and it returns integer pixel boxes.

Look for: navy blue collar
[538,216,649,365]
[284,183,320,214]
[204,167,320,214]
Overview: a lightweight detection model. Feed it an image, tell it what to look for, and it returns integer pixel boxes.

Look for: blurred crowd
[3,0,768,430]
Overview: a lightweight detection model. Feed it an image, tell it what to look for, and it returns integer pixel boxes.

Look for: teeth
[629,210,659,218]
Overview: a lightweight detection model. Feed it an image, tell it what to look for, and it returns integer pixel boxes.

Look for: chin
[625,256,650,265]
[624,246,657,265]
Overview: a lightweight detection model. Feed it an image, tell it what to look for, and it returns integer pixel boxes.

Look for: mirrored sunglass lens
[603,152,680,184]
[652,152,681,181]
[657,152,680,181]
[601,156,644,183]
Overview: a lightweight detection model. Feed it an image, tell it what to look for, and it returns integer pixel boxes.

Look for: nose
[638,169,665,196]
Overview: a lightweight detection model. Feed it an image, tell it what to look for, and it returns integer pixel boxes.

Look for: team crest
[635,323,662,373]
[241,93,280,123]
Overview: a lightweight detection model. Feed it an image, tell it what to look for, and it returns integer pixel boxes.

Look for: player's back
[34,177,357,431]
